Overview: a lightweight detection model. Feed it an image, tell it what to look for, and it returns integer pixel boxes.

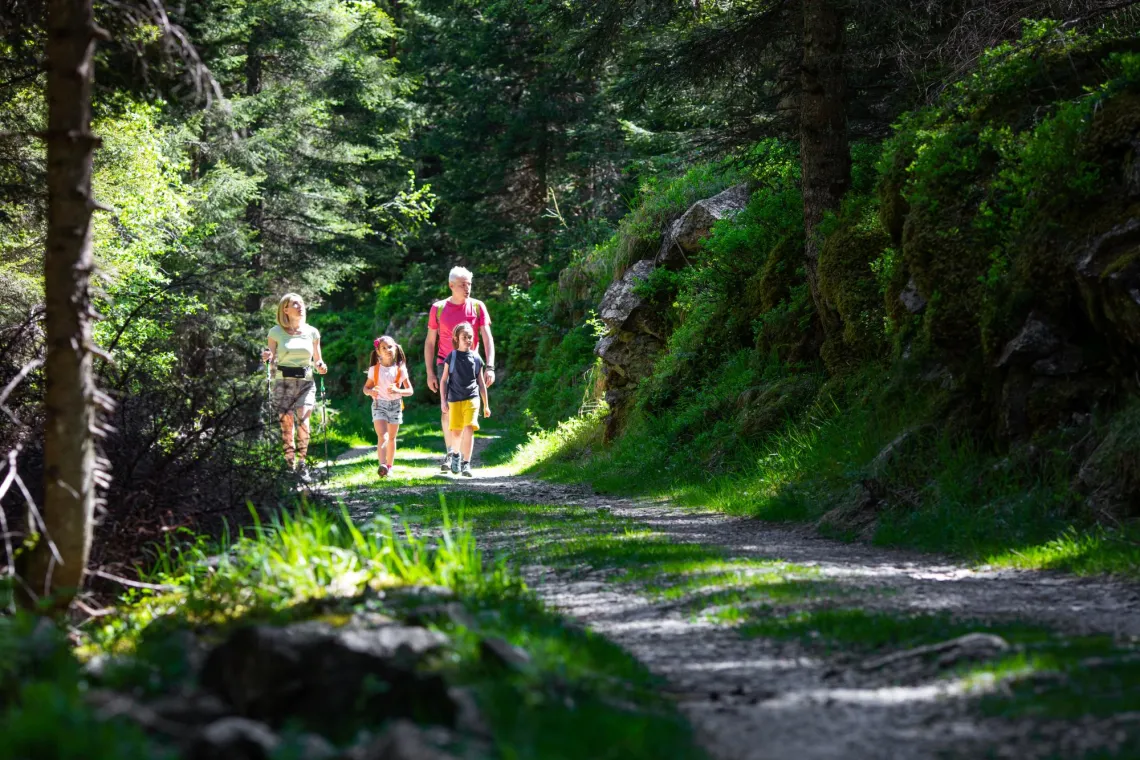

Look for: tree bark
[243,30,265,313]
[800,0,850,319]
[24,0,106,607]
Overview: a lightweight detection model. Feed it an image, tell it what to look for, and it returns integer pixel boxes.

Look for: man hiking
[424,266,496,472]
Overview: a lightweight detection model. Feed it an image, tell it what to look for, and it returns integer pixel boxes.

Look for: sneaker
[460,460,472,477]
[450,452,460,474]
[297,462,312,484]
[377,463,389,478]
[440,454,452,473]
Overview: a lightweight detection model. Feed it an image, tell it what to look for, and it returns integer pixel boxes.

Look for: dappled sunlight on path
[317,429,1140,760]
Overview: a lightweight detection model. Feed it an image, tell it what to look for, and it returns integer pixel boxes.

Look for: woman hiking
[261,293,327,483]
[363,335,414,478]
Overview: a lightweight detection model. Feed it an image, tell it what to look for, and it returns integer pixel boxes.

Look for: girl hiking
[437,322,490,477]
[363,335,414,478]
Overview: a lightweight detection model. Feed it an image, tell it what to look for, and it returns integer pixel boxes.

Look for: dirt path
[327,442,1140,760]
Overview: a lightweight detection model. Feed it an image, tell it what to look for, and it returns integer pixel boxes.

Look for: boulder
[598,259,656,333]
[898,277,926,314]
[200,618,456,740]
[1076,218,1140,349]
[186,717,280,760]
[656,184,751,268]
[594,331,664,383]
[340,720,460,760]
[995,312,1061,367]
[478,637,531,672]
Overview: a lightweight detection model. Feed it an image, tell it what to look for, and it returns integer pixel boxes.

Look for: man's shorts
[372,397,403,425]
[272,377,315,417]
[448,398,480,432]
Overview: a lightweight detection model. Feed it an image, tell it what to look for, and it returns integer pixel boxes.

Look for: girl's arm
[477,369,490,417]
[363,369,378,398]
[395,366,414,397]
[438,365,450,411]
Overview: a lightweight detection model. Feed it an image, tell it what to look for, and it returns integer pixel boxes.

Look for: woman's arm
[313,334,327,374]
[261,336,278,364]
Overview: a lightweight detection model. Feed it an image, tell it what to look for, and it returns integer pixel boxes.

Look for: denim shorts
[372,397,403,425]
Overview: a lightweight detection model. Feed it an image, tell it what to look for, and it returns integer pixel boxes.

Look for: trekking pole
[320,372,329,482]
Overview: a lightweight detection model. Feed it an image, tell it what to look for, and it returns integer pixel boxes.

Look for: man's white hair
[448,266,474,283]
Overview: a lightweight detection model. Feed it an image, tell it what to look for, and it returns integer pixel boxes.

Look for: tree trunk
[24,0,106,607]
[800,0,850,319]
[243,31,265,313]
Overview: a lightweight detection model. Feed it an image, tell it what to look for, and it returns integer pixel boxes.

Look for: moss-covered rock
[818,217,891,369]
[1078,399,1140,518]
[734,375,821,441]
[748,236,819,363]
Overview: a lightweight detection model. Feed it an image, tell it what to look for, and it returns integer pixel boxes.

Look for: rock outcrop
[594,185,751,438]
[656,184,751,269]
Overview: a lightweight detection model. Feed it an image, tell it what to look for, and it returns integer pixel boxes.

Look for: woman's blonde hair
[452,321,474,346]
[276,293,307,329]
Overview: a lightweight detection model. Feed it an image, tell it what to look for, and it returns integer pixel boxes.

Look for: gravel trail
[328,444,1140,760]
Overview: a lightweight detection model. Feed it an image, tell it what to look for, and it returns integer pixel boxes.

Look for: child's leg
[374,420,389,462]
[385,423,400,469]
[460,425,475,463]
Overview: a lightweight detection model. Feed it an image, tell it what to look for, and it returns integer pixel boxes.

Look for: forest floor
[320,425,1140,760]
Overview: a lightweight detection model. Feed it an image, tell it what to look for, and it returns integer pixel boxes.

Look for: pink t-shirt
[427,298,490,361]
[370,362,407,401]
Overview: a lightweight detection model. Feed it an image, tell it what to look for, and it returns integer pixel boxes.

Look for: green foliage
[559,158,748,305]
[880,21,1140,362]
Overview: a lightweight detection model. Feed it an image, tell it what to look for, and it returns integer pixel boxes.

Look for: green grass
[0,428,706,760]
[506,371,1140,580]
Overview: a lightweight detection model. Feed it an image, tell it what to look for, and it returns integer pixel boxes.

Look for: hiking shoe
[450,452,460,474]
[297,463,312,484]
[440,454,452,473]
[460,460,472,477]
[377,463,389,478]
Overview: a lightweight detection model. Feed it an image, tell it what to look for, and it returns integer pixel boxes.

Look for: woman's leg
[385,423,400,469]
[460,425,475,462]
[295,405,314,465]
[280,412,296,469]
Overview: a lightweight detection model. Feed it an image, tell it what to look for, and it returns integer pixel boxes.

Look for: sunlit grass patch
[738,608,1056,652]
[85,501,501,656]
[975,647,1140,720]
[983,525,1140,577]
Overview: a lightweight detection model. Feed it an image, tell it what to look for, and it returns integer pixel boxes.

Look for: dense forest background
[3,0,1140,580]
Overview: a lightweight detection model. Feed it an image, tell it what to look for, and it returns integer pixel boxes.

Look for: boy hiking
[437,322,490,477]
[363,335,414,478]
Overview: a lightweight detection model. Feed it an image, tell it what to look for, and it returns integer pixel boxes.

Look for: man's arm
[424,326,439,392]
[479,322,496,387]
[477,369,490,416]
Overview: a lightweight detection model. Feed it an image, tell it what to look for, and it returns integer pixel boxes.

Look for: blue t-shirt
[445,349,484,403]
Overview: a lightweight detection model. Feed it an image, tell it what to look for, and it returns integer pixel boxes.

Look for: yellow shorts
[448,398,481,432]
